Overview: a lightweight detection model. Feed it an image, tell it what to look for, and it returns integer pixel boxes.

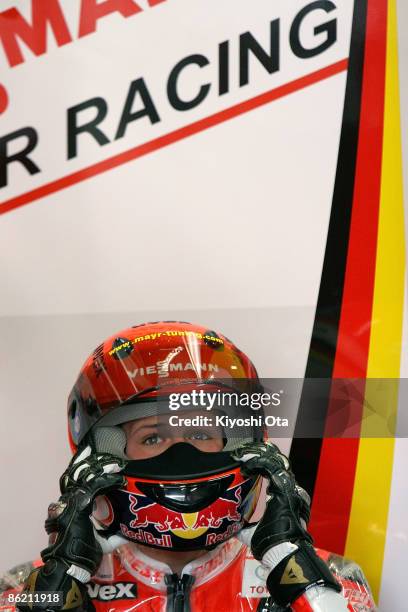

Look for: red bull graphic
[128,486,242,535]
[209,487,242,524]
[104,469,261,551]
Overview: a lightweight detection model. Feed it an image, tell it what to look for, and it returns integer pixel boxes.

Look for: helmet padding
[92,426,127,459]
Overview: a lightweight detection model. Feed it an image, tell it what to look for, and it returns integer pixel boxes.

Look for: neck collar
[114,539,244,590]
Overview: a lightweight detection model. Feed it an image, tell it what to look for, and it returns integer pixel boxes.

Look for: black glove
[18,447,126,611]
[233,442,341,608]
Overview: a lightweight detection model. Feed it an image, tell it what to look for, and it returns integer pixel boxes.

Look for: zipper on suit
[165,573,195,612]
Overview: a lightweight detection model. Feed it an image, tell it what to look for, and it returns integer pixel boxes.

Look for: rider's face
[123,412,224,459]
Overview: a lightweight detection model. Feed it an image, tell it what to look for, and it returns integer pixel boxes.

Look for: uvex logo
[87,582,137,601]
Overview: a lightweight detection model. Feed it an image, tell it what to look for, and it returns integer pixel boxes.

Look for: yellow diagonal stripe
[345,0,405,602]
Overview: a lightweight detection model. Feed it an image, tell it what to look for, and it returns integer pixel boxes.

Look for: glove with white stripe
[233,442,342,608]
[18,447,126,611]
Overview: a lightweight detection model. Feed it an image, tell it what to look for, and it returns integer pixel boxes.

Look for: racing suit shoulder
[315,547,377,611]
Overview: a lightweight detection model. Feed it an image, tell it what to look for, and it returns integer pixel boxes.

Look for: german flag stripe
[306,0,387,556]
[345,0,405,599]
[290,0,368,495]
[290,0,405,601]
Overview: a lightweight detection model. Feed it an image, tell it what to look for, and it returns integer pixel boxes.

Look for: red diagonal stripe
[0,59,348,215]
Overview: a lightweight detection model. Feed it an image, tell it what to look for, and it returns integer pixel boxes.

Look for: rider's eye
[187,431,211,441]
[142,434,164,446]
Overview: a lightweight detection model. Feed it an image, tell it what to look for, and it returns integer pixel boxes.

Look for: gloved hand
[233,442,342,608]
[18,447,126,611]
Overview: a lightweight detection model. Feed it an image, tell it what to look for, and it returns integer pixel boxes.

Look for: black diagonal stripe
[289,0,368,497]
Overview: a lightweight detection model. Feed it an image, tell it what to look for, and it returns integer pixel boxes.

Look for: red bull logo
[209,487,242,524]
[120,523,173,548]
[127,485,242,541]
[205,522,242,546]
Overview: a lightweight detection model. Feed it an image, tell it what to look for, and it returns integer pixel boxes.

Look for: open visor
[86,383,267,459]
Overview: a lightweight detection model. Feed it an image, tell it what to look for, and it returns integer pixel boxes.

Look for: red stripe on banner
[308,0,387,554]
[0,59,347,215]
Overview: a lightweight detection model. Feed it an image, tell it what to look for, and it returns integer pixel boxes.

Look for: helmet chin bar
[122,442,241,480]
[96,442,261,552]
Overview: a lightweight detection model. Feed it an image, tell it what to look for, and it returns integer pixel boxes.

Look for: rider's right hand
[17,447,126,611]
